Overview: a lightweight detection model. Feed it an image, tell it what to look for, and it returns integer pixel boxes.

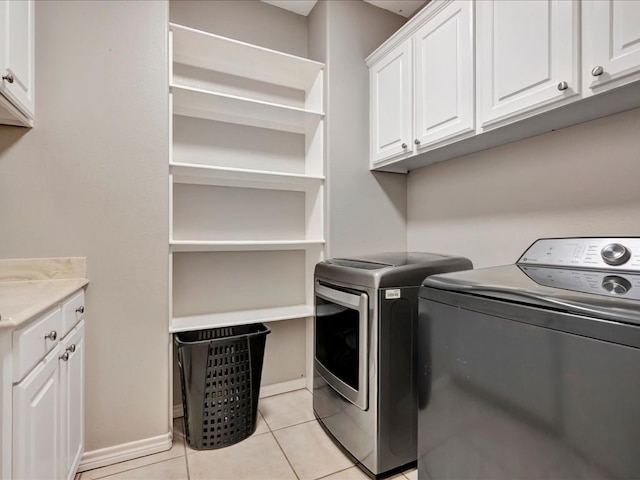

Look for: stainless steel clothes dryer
[313,252,473,478]
[419,237,640,480]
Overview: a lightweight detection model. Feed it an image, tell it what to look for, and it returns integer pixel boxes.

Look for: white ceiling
[364,0,427,17]
[261,1,318,16]
[261,0,427,18]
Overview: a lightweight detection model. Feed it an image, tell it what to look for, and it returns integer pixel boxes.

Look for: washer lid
[422,265,640,326]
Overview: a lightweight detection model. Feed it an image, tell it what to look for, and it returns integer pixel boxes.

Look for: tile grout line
[313,465,355,480]
[182,430,191,480]
[271,430,301,480]
[258,409,274,433]
[267,417,318,434]
[270,416,358,480]
[85,453,185,480]
[185,453,191,480]
[176,416,191,480]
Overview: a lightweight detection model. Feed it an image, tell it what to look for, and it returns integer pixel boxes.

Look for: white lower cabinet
[59,321,85,480]
[9,293,85,480]
[12,347,60,480]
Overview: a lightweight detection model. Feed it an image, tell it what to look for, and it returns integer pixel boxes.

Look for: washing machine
[418,237,640,480]
[313,252,472,478]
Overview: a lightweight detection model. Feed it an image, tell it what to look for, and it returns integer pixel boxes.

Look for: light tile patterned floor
[79,389,417,480]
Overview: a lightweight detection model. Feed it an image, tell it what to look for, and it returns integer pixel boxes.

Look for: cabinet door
[370,40,412,164]
[0,0,35,118]
[414,0,474,149]
[583,0,640,95]
[477,0,579,128]
[59,321,85,480]
[13,347,60,480]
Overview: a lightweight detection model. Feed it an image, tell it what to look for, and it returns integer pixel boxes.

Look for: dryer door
[314,283,369,410]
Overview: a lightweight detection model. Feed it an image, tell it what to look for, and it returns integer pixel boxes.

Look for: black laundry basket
[174,323,270,450]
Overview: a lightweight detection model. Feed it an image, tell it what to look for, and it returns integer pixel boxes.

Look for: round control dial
[601,243,631,266]
[602,275,632,295]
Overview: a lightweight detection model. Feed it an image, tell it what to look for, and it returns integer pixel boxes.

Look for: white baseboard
[78,433,172,472]
[171,378,308,418]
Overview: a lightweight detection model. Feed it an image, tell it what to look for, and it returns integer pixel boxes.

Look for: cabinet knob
[76,305,85,314]
[591,66,604,77]
[557,81,569,91]
[59,352,70,362]
[45,331,58,341]
[401,143,407,149]
[67,344,77,353]
[2,74,14,84]
[414,139,421,145]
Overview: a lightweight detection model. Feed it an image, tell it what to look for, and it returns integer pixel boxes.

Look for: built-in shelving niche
[168,22,325,395]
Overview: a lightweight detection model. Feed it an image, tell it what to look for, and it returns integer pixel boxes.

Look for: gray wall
[0,1,169,452]
[407,107,640,268]
[170,0,308,57]
[310,0,407,258]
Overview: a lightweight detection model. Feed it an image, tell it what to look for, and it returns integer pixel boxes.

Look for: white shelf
[169,20,324,391]
[170,240,325,252]
[171,85,323,134]
[170,162,324,190]
[170,23,324,92]
[170,304,314,333]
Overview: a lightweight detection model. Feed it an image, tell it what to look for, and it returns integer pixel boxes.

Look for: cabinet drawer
[62,290,85,337]
[13,307,63,382]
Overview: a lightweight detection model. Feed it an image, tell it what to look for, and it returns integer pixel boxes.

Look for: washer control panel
[520,265,640,300]
[601,243,631,266]
[518,238,640,272]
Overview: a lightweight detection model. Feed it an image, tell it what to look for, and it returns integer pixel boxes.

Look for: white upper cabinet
[369,0,474,168]
[370,40,412,164]
[414,0,474,150]
[0,0,34,126]
[583,0,640,95]
[477,0,579,128]
[368,0,640,172]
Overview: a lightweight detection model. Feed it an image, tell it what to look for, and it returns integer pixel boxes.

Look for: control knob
[602,276,632,295]
[601,243,631,266]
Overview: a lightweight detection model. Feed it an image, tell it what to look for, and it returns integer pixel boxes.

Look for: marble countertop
[0,257,88,330]
[0,278,89,329]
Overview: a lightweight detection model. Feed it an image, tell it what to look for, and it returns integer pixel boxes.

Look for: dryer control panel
[518,237,640,272]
